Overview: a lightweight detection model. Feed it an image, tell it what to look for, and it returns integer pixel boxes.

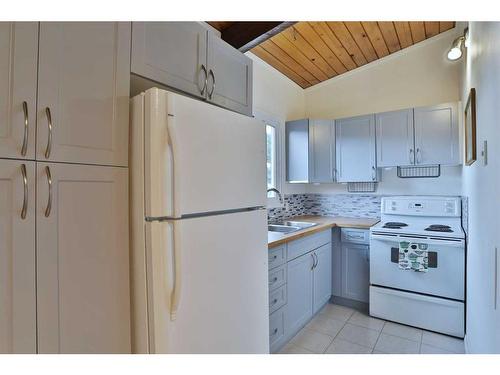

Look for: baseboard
[330,295,369,313]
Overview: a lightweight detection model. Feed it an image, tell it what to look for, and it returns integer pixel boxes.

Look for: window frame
[255,110,284,209]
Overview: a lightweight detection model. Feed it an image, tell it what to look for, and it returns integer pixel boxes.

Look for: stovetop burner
[382,222,409,229]
[425,224,453,233]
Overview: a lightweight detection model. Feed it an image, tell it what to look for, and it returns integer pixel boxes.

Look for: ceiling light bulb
[447,35,465,61]
[447,47,463,60]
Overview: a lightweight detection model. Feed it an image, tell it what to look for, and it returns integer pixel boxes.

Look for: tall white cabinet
[0,22,38,160]
[0,22,131,354]
[37,23,130,166]
[36,163,130,353]
[0,160,36,353]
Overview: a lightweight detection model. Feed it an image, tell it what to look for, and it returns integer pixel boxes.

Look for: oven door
[369,232,465,300]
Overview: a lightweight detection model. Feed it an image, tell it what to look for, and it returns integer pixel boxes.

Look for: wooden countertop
[268,215,379,249]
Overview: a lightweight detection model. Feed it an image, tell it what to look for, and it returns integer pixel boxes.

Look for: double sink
[268,220,318,234]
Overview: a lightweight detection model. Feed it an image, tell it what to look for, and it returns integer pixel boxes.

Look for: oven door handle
[370,233,465,247]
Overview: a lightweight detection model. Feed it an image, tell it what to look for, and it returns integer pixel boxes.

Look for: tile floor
[278,303,465,354]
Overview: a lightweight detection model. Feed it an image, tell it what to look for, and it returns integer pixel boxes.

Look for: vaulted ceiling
[209,21,456,89]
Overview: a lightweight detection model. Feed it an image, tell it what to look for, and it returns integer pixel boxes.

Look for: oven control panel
[382,196,461,217]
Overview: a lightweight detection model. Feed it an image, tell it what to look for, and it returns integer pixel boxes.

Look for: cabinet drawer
[269,306,285,351]
[269,265,286,292]
[269,245,286,269]
[269,284,287,314]
[341,228,369,244]
[287,229,331,261]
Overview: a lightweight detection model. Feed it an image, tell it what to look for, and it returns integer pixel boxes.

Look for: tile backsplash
[267,193,381,223]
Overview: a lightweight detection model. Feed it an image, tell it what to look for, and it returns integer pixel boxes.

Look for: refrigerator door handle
[166,112,182,218]
[170,221,182,321]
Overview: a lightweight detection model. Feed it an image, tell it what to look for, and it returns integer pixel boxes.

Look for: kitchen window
[255,110,283,208]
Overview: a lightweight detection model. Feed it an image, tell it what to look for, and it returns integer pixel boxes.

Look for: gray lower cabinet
[285,119,335,183]
[332,228,370,305]
[131,22,253,116]
[313,243,333,314]
[335,114,377,182]
[268,229,332,353]
[285,251,314,336]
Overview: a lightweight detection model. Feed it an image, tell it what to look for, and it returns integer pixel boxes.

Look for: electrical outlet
[481,140,488,166]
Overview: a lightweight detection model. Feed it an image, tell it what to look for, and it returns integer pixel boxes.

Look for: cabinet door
[207,33,253,116]
[335,114,377,182]
[0,160,36,353]
[414,102,459,165]
[37,22,130,166]
[36,163,130,353]
[310,119,334,183]
[313,243,332,314]
[341,243,369,303]
[0,22,38,159]
[376,109,415,167]
[131,22,208,99]
[285,252,314,336]
[286,119,309,183]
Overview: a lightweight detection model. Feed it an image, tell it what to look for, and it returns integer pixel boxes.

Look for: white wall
[303,28,464,196]
[460,22,500,353]
[247,52,307,194]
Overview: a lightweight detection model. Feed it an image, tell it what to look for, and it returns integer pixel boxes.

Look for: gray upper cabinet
[131,22,208,99]
[286,119,334,183]
[414,102,459,165]
[131,22,253,116]
[0,22,38,160]
[376,109,414,167]
[206,33,252,116]
[335,114,377,182]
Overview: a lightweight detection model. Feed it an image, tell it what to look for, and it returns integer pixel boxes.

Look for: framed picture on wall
[464,88,477,166]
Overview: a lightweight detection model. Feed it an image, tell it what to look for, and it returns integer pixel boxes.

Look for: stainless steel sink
[268,221,318,234]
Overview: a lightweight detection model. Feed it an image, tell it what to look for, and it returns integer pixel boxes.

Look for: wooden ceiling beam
[220,22,296,52]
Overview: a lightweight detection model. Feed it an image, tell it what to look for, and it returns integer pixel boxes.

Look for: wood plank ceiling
[249,21,455,88]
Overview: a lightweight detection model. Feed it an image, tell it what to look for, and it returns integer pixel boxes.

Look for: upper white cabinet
[0,22,38,160]
[0,159,36,353]
[376,109,414,167]
[36,163,130,353]
[131,22,208,99]
[285,119,334,183]
[335,114,377,182]
[131,22,253,116]
[414,102,459,165]
[37,22,130,167]
[206,33,252,116]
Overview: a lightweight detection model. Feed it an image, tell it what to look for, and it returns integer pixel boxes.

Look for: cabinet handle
[45,107,53,159]
[409,149,414,164]
[272,328,278,335]
[208,69,216,99]
[44,166,52,217]
[332,167,337,182]
[272,277,278,282]
[272,298,278,305]
[21,101,29,156]
[20,164,28,220]
[311,253,315,270]
[372,166,376,181]
[271,255,277,260]
[200,64,208,95]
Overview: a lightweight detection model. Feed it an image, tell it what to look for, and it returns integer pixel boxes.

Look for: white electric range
[369,196,465,338]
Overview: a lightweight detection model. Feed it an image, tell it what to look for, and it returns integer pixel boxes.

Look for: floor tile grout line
[371,321,386,353]
[322,316,349,353]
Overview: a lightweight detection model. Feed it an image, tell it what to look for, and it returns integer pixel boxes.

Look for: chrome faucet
[267,188,284,205]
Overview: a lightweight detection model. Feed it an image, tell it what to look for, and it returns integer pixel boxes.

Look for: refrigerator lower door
[143,209,269,353]
[142,88,267,218]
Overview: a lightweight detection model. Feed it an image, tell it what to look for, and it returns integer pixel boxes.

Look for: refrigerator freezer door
[142,88,266,218]
[139,209,269,353]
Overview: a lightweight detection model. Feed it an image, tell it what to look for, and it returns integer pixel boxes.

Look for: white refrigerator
[129,88,269,353]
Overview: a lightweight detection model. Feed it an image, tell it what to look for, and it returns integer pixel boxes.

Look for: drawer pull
[272,328,278,336]
[272,277,278,282]
[272,298,278,305]
[271,255,277,260]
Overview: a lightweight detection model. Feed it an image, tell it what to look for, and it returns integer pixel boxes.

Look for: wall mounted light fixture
[447,27,469,61]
